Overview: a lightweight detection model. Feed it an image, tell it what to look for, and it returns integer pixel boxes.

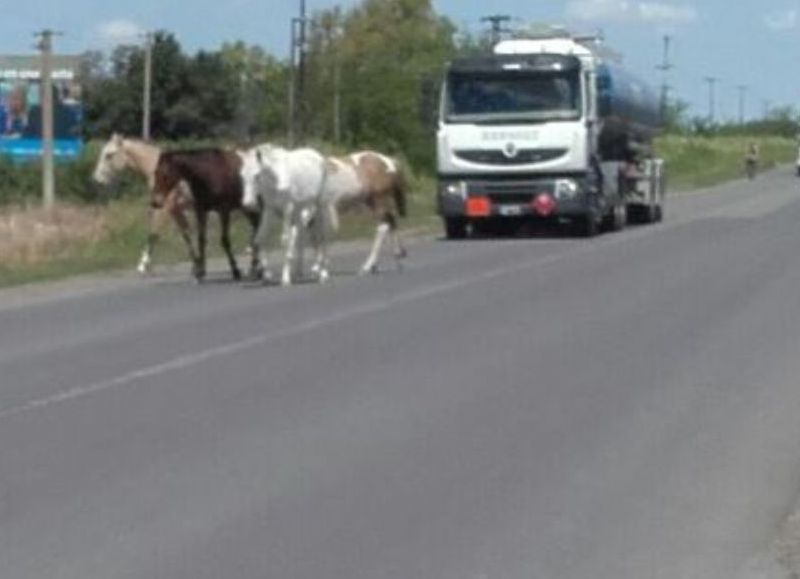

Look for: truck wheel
[444,217,468,240]
[603,203,628,231]
[577,213,599,238]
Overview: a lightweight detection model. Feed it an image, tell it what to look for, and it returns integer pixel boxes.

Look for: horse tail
[393,161,408,219]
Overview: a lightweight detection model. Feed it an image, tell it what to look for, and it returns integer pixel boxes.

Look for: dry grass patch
[0,204,109,265]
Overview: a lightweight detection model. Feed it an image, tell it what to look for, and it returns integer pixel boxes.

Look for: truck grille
[454,148,567,166]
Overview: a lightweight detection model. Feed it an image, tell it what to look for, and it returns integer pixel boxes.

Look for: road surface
[2,169,800,578]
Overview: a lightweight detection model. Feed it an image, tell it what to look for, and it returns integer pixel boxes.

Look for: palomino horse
[239,144,330,286]
[153,148,262,282]
[323,151,408,274]
[92,134,194,274]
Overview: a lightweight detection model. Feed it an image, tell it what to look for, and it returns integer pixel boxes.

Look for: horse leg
[138,207,160,275]
[312,203,334,283]
[281,219,299,287]
[165,199,198,272]
[359,210,392,275]
[193,209,208,283]
[386,212,408,270]
[308,203,331,283]
[243,209,266,281]
[219,210,241,281]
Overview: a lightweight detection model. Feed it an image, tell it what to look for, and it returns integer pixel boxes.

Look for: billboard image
[0,55,83,160]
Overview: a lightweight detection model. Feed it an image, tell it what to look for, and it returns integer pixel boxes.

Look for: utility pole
[735,84,748,125]
[142,31,153,140]
[35,29,60,210]
[333,48,341,143]
[655,35,673,120]
[481,14,511,45]
[704,76,718,124]
[288,0,308,146]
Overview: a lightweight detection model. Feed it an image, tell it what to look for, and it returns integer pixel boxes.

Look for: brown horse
[153,148,261,282]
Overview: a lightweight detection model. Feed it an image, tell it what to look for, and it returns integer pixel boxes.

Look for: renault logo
[503,142,518,158]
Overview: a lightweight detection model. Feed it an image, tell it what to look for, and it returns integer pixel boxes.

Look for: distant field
[655,134,797,191]
[0,135,795,288]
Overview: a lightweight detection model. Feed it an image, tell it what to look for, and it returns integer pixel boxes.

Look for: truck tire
[576,213,599,238]
[602,203,626,232]
[444,217,468,240]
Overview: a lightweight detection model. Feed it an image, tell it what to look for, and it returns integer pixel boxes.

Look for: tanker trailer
[436,29,665,238]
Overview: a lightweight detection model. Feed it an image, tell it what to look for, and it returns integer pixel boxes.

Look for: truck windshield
[444,71,582,124]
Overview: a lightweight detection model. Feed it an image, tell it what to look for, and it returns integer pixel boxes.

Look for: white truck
[436,29,665,238]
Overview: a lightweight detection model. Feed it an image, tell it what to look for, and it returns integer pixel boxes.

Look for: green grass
[655,134,797,191]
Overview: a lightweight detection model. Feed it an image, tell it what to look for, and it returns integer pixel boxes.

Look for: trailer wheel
[443,217,468,240]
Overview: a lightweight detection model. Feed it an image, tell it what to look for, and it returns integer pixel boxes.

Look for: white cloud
[764,9,797,30]
[566,0,697,24]
[96,19,145,46]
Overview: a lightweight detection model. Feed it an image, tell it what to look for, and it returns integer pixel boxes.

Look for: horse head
[92,133,128,184]
[240,144,290,210]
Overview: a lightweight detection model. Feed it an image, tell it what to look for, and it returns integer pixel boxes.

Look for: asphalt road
[3,169,800,578]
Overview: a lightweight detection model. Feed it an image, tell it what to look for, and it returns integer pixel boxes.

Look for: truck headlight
[554,179,579,200]
[442,181,467,199]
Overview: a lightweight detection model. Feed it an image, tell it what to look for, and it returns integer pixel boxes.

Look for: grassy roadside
[0,171,439,288]
[655,134,797,191]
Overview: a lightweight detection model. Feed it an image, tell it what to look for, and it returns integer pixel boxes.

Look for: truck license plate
[499,205,523,216]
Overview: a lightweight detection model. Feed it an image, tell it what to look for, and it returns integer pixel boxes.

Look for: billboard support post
[35,29,58,209]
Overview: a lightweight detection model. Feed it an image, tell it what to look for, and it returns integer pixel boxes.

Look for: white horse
[92,134,194,275]
[322,151,408,274]
[239,144,330,286]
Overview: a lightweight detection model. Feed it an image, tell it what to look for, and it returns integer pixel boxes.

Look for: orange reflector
[466,196,491,217]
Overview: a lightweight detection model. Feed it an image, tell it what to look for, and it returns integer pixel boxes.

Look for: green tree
[304,0,457,168]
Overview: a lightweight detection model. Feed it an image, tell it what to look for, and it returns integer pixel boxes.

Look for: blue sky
[2,0,798,121]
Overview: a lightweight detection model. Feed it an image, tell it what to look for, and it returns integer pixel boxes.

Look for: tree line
[79,0,479,171]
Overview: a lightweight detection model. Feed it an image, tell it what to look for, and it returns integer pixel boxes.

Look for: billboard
[0,55,83,160]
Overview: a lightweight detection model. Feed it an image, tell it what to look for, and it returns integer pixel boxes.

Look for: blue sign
[0,55,83,160]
